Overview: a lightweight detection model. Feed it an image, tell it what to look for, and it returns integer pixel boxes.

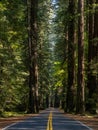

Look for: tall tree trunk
[76,0,85,114]
[94,0,98,90]
[94,0,98,103]
[94,1,98,93]
[86,0,96,113]
[87,0,98,113]
[66,0,75,112]
[27,0,39,113]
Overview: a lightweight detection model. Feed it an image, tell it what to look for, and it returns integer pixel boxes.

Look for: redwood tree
[76,0,85,114]
[87,0,98,113]
[27,0,39,113]
[66,0,75,112]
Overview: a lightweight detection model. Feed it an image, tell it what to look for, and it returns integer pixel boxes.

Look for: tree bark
[27,0,39,113]
[76,0,85,114]
[66,0,75,112]
[86,0,98,114]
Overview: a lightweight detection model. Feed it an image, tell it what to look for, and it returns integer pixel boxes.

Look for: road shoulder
[0,114,38,129]
[63,112,98,130]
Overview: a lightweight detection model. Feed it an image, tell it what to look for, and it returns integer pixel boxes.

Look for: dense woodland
[0,0,98,116]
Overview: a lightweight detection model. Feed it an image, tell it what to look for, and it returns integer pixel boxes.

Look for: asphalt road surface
[2,108,93,130]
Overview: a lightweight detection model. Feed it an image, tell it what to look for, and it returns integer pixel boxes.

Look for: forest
[0,0,98,116]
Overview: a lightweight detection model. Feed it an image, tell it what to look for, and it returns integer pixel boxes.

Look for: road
[2,108,93,130]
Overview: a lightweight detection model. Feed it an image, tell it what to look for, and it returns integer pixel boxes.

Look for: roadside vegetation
[0,0,98,118]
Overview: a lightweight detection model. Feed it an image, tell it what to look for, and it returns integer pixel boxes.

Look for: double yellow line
[47,112,53,130]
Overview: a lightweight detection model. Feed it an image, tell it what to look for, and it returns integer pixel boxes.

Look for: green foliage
[0,0,98,115]
[53,62,65,88]
[0,0,28,113]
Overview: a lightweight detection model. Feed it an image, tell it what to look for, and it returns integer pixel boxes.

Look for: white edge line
[2,115,38,130]
[64,115,93,130]
[2,119,25,130]
[2,122,18,130]
[76,120,93,130]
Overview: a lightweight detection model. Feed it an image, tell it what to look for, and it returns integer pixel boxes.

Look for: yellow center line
[47,112,53,130]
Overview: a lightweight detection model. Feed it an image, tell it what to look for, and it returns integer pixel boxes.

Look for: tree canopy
[0,0,98,115]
